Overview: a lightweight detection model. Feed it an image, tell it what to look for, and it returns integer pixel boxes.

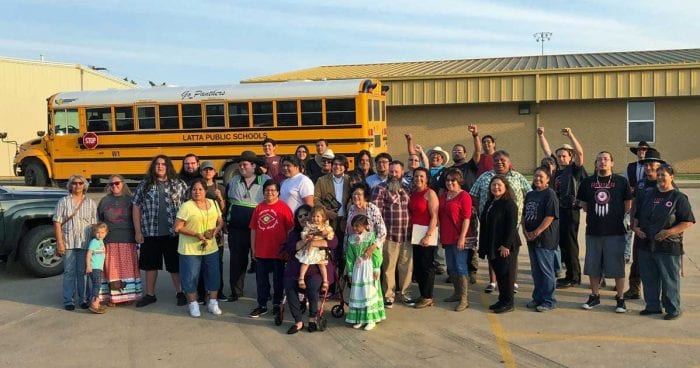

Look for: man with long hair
[132,155,188,307]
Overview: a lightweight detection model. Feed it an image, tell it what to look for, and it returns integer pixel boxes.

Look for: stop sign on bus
[83,132,99,149]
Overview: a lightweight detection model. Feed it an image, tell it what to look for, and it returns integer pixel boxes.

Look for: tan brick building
[244,49,700,173]
[0,57,134,176]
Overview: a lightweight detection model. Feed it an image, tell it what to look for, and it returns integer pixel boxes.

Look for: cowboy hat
[639,149,665,164]
[630,141,652,155]
[427,146,450,166]
[233,150,262,165]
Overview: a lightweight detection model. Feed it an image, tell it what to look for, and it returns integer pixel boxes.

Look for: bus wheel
[23,161,48,187]
[223,163,239,186]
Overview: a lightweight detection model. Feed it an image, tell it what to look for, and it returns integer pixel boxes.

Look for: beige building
[244,48,700,173]
[0,57,134,176]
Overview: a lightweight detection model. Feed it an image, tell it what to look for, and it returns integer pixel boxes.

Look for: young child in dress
[297,206,334,291]
[345,215,386,331]
[86,222,108,314]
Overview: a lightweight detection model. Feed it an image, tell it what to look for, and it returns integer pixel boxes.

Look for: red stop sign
[83,132,99,149]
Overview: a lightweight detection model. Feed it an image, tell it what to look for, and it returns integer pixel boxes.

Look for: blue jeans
[444,245,469,276]
[62,249,87,306]
[179,252,221,294]
[256,258,285,307]
[87,269,102,301]
[528,245,558,308]
[638,249,681,315]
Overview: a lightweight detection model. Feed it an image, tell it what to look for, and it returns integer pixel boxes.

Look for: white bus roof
[52,79,373,108]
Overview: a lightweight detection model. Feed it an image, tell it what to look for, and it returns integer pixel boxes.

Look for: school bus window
[86,107,112,132]
[373,100,380,122]
[367,100,372,122]
[137,106,156,130]
[182,104,203,129]
[115,106,134,131]
[326,98,355,125]
[252,101,273,127]
[381,101,386,121]
[276,100,298,127]
[54,109,79,135]
[301,100,322,126]
[159,104,179,130]
[205,103,225,128]
[228,102,249,128]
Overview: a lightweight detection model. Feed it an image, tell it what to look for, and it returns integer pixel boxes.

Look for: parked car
[0,185,66,277]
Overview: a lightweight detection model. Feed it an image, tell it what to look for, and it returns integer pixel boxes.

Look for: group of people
[54,128,695,334]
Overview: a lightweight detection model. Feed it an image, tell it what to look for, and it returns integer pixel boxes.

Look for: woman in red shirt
[249,180,294,319]
[438,168,473,312]
[408,168,439,309]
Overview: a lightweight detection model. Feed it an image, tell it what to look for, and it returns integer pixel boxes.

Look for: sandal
[321,281,329,292]
[298,279,307,290]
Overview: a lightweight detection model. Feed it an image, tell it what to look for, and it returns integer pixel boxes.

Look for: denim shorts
[179,252,220,293]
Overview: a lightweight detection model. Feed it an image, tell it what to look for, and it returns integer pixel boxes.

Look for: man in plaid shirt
[132,155,188,307]
[372,160,413,307]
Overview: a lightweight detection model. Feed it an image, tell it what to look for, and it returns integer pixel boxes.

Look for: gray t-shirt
[98,194,136,243]
[157,182,170,236]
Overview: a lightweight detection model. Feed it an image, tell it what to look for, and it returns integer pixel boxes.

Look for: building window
[627,101,654,143]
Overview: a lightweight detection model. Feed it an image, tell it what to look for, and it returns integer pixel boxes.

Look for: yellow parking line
[479,292,516,368]
[505,332,700,346]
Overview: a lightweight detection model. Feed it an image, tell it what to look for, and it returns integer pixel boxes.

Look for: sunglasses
[323,159,333,164]
[297,213,309,219]
[71,181,85,186]
[108,181,123,187]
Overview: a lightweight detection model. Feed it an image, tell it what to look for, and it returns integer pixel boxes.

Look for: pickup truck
[0,185,66,277]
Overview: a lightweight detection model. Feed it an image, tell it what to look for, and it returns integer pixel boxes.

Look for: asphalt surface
[1,188,699,367]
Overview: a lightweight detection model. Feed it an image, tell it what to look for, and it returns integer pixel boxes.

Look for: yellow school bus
[14,79,389,185]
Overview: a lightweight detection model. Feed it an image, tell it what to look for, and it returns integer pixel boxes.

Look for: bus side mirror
[37,131,45,137]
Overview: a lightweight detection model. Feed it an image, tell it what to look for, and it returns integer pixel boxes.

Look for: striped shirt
[53,195,98,250]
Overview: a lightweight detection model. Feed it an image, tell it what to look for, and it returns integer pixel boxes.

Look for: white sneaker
[188,301,201,317]
[352,323,363,329]
[207,300,222,315]
[363,322,376,331]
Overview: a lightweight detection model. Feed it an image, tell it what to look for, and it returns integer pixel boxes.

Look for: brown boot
[443,276,460,302]
[455,276,470,311]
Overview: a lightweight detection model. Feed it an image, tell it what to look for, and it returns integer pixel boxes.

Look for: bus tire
[223,163,239,186]
[23,160,49,187]
[20,224,63,278]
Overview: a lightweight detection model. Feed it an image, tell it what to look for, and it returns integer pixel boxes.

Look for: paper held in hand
[411,224,438,246]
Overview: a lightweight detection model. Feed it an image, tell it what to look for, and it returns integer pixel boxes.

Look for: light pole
[533,32,552,55]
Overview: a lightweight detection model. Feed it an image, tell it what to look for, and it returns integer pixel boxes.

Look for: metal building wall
[0,58,133,177]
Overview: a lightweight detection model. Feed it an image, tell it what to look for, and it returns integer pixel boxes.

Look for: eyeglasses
[71,181,84,186]
[376,159,389,164]
[322,159,333,164]
[108,181,122,187]
[638,147,648,151]
[297,213,309,219]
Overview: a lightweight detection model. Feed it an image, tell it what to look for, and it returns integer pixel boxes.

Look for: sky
[1,0,699,87]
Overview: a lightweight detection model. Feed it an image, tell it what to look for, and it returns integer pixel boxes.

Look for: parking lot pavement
[2,190,700,367]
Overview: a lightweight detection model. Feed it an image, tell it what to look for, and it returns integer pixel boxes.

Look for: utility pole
[533,32,552,55]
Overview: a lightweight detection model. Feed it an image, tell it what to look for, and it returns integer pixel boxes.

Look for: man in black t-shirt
[537,127,586,288]
[576,151,633,313]
[623,150,665,300]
